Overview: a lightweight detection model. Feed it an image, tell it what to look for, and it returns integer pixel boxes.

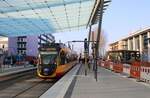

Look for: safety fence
[99,60,150,84]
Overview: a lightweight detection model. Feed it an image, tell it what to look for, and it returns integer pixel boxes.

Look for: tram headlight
[43,68,50,75]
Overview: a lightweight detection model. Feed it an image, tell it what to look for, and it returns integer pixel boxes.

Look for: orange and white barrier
[140,62,150,82]
[123,64,131,76]
[101,60,150,84]
[104,61,110,69]
[109,62,113,70]
[130,61,141,80]
[113,63,123,73]
[100,60,105,67]
[141,66,150,83]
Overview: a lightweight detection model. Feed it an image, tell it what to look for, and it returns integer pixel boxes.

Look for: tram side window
[60,51,66,65]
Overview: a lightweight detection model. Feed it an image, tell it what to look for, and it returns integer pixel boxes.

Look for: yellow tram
[37,43,77,79]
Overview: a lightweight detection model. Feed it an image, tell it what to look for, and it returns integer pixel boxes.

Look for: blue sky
[54,29,88,53]
[54,0,150,51]
[103,0,150,43]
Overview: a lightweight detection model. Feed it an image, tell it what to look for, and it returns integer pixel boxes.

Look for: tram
[37,43,77,79]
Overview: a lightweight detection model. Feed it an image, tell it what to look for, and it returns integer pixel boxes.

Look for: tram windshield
[107,50,140,64]
[40,51,57,65]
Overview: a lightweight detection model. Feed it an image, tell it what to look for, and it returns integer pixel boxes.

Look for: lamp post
[84,38,88,76]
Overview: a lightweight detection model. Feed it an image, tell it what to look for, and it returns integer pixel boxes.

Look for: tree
[89,27,107,57]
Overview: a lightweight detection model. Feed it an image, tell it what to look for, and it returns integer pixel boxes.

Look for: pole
[88,25,92,54]
[72,44,74,50]
[84,38,88,76]
[95,0,104,81]
[84,51,87,76]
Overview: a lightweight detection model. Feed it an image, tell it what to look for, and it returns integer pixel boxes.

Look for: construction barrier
[113,63,123,73]
[123,64,131,76]
[141,66,150,82]
[140,62,150,83]
[101,61,105,67]
[102,60,150,84]
[104,60,110,69]
[109,62,113,70]
[130,61,141,80]
[98,60,104,67]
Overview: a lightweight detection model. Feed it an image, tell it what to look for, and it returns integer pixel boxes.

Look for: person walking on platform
[0,55,4,72]
[79,53,82,63]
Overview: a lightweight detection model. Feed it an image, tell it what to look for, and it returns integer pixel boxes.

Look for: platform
[67,64,150,98]
[40,63,81,98]
[0,64,36,77]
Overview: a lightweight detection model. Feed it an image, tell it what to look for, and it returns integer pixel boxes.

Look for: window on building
[130,39,133,49]
[135,37,140,50]
[22,50,26,55]
[143,34,148,49]
[2,44,4,48]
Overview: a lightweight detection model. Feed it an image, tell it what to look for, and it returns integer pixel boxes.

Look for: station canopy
[0,0,97,37]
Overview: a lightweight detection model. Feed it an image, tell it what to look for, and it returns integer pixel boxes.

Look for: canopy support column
[95,0,104,81]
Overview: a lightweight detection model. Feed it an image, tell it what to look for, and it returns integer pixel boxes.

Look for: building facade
[0,37,8,52]
[8,34,55,57]
[109,27,150,62]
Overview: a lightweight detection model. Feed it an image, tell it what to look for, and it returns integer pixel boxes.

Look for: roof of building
[121,27,150,40]
[109,27,150,46]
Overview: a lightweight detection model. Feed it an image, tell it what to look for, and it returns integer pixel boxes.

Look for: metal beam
[72,40,97,42]
[87,0,111,26]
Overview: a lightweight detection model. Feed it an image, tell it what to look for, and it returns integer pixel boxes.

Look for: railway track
[0,77,55,98]
[0,68,56,98]
[0,63,77,98]
[0,68,36,90]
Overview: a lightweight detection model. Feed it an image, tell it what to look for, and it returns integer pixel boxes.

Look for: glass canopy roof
[0,0,95,36]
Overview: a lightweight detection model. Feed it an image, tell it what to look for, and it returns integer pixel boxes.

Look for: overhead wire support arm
[87,0,111,26]
[71,40,98,43]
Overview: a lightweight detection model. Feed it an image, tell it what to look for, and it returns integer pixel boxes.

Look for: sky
[53,29,88,53]
[103,0,150,43]
[54,0,150,52]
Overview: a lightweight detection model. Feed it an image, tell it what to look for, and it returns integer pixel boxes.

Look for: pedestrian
[0,55,3,72]
[79,53,82,63]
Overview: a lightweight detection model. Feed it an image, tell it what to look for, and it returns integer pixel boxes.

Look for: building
[8,34,55,57]
[0,37,8,52]
[109,27,150,62]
